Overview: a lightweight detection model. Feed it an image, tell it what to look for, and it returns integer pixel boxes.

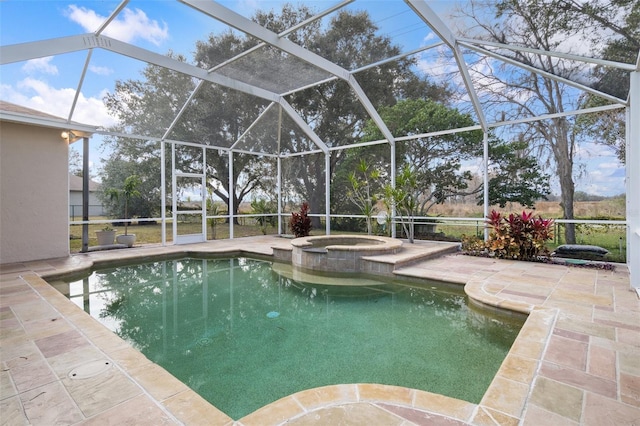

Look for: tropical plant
[251,198,277,235]
[106,174,142,236]
[290,202,312,238]
[484,210,554,261]
[383,166,421,243]
[460,234,487,256]
[207,193,224,240]
[347,159,380,235]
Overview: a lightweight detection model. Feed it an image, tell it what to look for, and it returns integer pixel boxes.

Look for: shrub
[486,210,554,260]
[290,202,312,237]
[462,210,554,261]
[461,234,486,256]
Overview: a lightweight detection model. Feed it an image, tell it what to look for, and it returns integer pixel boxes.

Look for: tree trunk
[559,170,576,244]
[307,190,324,230]
[553,121,577,244]
[231,195,240,225]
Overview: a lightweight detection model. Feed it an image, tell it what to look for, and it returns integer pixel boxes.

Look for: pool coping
[1,236,637,425]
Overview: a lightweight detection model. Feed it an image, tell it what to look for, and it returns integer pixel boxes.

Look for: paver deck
[1,236,638,425]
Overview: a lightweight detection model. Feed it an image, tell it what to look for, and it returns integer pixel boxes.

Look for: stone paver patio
[1,236,638,425]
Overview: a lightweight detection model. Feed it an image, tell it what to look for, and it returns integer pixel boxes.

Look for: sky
[0,0,627,197]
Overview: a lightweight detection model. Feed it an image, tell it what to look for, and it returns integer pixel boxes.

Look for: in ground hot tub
[291,235,403,273]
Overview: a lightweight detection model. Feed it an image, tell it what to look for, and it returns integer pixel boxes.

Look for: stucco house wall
[0,121,70,264]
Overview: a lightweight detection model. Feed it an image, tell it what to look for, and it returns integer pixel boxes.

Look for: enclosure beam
[1,34,282,104]
[278,99,328,153]
[95,0,129,35]
[459,37,638,71]
[391,143,397,238]
[406,0,487,130]
[229,102,278,152]
[482,132,489,241]
[171,143,177,244]
[627,71,639,291]
[347,75,396,144]
[205,0,354,75]
[1,35,95,65]
[181,0,351,80]
[405,0,456,46]
[68,50,93,124]
[81,136,89,253]
[325,152,331,235]
[277,107,283,235]
[161,142,167,246]
[277,156,282,235]
[465,43,627,106]
[201,146,207,239]
[229,151,234,239]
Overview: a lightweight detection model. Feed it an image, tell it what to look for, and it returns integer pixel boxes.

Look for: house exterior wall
[1,122,69,264]
[69,191,104,218]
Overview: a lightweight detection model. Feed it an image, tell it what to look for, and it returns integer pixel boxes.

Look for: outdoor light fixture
[61,130,77,142]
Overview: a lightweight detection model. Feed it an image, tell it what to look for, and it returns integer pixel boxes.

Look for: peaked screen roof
[1,0,637,156]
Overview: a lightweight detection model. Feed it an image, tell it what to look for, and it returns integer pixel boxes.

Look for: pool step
[271,238,459,277]
[360,240,460,276]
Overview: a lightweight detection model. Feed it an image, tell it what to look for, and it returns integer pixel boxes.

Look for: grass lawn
[69,218,280,253]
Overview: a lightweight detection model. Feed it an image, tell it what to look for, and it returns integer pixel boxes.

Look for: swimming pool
[58,257,523,420]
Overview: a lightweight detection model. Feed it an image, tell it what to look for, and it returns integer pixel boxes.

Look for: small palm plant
[207,200,222,240]
[347,159,379,235]
[106,174,141,236]
[251,198,277,235]
[384,166,419,243]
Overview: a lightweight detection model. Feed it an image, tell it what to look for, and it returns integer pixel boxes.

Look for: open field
[427,199,626,219]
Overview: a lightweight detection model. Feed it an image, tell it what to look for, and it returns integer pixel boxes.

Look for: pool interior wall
[54,256,524,420]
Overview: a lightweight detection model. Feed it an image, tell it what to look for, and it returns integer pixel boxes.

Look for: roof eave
[0,111,97,137]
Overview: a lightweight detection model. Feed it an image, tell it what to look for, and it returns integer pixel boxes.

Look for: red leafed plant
[485,209,554,260]
[290,202,312,237]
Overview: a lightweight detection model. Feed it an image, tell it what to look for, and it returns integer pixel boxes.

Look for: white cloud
[65,5,104,33]
[1,77,117,128]
[89,65,113,76]
[574,160,625,196]
[576,141,619,158]
[234,0,261,15]
[22,57,58,75]
[424,33,436,42]
[66,5,169,46]
[416,46,458,80]
[599,162,621,171]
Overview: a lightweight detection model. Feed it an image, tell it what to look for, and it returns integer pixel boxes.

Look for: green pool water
[59,257,523,420]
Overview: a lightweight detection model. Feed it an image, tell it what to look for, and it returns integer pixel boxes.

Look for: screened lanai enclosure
[1,0,638,287]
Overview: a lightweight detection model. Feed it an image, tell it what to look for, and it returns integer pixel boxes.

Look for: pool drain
[267,311,280,318]
[68,359,112,379]
[195,337,213,347]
